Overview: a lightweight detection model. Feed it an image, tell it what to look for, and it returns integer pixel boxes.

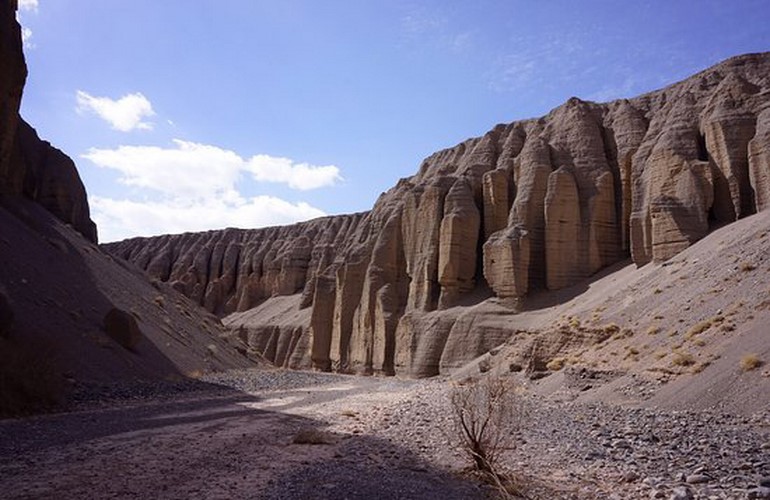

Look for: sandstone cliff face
[107,52,770,377]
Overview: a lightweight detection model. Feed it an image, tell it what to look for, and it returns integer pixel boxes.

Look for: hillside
[107,52,770,382]
[0,1,262,415]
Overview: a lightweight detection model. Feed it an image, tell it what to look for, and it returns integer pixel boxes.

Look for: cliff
[0,1,260,415]
[106,52,770,377]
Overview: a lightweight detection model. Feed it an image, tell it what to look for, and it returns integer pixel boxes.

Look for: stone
[437,178,480,309]
[749,108,770,212]
[545,167,581,290]
[104,53,770,377]
[103,307,143,351]
[0,290,13,338]
[749,487,770,499]
[685,473,709,484]
[669,486,694,500]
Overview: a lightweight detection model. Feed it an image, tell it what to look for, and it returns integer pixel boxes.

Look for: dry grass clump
[739,262,756,272]
[671,350,695,367]
[685,317,720,339]
[623,346,640,361]
[740,354,763,372]
[292,428,335,445]
[646,324,661,335]
[545,357,566,371]
[691,361,711,374]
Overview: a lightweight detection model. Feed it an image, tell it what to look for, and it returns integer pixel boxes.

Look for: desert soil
[0,369,768,500]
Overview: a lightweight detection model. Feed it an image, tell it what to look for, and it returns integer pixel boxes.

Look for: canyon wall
[107,52,770,377]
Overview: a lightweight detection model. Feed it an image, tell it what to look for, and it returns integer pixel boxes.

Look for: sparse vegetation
[546,357,566,371]
[646,324,660,335]
[685,319,714,339]
[671,350,695,367]
[692,361,711,374]
[449,377,523,497]
[739,262,756,272]
[740,354,763,372]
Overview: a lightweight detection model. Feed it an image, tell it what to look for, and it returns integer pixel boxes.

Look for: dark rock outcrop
[107,52,770,377]
[0,2,260,407]
[104,307,143,351]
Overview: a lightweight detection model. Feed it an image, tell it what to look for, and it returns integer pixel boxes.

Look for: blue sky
[16,0,769,242]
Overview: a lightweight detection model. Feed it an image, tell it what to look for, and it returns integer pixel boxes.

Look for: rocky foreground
[1,370,768,500]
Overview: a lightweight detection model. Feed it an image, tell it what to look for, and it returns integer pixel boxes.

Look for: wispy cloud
[17,0,38,13]
[76,91,156,132]
[487,33,589,93]
[82,140,341,241]
[399,6,474,55]
[16,0,38,49]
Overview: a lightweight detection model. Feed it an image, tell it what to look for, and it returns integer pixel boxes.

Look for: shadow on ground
[0,378,488,499]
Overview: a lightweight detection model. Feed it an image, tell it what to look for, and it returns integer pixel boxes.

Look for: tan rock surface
[108,52,770,377]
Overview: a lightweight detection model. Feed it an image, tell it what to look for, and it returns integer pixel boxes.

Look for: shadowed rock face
[0,2,96,243]
[106,52,770,377]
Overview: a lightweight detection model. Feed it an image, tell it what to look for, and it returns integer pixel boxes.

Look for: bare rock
[437,178,480,309]
[103,308,143,351]
[0,1,25,189]
[545,167,581,290]
[750,108,770,212]
[106,53,770,377]
[0,290,13,338]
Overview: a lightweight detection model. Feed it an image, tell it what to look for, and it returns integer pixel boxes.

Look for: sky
[15,0,770,242]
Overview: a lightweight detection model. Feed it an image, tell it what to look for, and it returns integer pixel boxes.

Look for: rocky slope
[0,1,261,415]
[107,52,770,378]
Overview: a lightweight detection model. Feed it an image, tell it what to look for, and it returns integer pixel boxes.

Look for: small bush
[739,262,756,272]
[671,351,695,367]
[685,320,712,339]
[545,357,566,371]
[740,354,763,372]
[449,377,523,496]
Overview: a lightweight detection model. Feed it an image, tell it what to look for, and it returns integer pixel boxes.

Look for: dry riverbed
[1,369,769,499]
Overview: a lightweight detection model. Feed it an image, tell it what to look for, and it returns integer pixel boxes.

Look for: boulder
[103,308,143,351]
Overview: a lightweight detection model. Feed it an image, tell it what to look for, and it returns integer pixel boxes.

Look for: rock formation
[0,2,259,410]
[107,52,770,377]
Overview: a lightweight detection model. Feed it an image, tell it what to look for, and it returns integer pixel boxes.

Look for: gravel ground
[1,369,769,499]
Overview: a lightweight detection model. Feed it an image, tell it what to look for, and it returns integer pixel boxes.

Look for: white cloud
[83,140,342,196]
[18,0,38,12]
[83,140,243,199]
[90,195,326,243]
[76,91,155,132]
[82,139,341,242]
[21,26,33,48]
[247,155,342,190]
[16,0,38,49]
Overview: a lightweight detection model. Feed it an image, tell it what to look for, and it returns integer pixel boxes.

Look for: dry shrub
[545,357,566,371]
[740,354,763,372]
[0,337,67,417]
[450,377,524,497]
[671,351,695,367]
